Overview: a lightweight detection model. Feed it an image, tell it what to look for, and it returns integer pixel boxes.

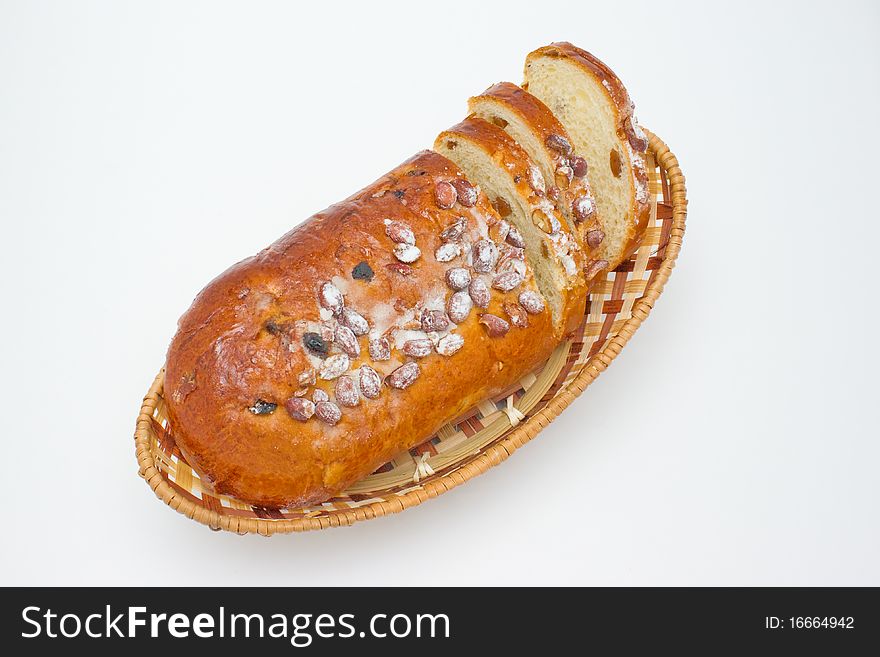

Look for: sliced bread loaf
[468,82,606,266]
[523,42,650,270]
[435,117,587,336]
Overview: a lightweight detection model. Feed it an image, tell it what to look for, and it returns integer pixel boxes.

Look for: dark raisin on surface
[351,261,374,282]
[513,175,522,184]
[303,332,329,356]
[392,189,405,199]
[248,399,277,415]
[264,319,285,335]
[406,169,427,176]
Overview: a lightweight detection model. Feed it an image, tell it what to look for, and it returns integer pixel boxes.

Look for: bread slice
[523,42,650,270]
[468,82,606,264]
[435,117,586,336]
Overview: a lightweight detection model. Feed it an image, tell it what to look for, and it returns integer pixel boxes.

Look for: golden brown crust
[435,117,588,335]
[474,82,573,156]
[525,42,650,268]
[164,151,559,508]
[468,82,605,261]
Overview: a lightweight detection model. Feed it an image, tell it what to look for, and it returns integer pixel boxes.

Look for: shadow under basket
[134,130,687,535]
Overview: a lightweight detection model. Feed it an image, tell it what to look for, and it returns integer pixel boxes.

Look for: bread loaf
[524,43,650,269]
[165,151,560,508]
[163,43,647,508]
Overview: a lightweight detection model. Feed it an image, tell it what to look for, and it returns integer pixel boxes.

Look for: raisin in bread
[164,151,560,508]
[468,82,607,272]
[524,42,650,269]
[434,117,587,336]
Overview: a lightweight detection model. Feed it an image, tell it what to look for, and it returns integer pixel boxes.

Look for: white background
[1,0,878,586]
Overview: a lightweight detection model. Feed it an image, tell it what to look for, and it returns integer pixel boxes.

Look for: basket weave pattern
[134,131,686,534]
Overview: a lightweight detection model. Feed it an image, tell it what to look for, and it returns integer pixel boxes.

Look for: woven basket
[134,130,686,535]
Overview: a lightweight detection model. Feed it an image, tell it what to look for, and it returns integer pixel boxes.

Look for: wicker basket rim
[134,129,687,535]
